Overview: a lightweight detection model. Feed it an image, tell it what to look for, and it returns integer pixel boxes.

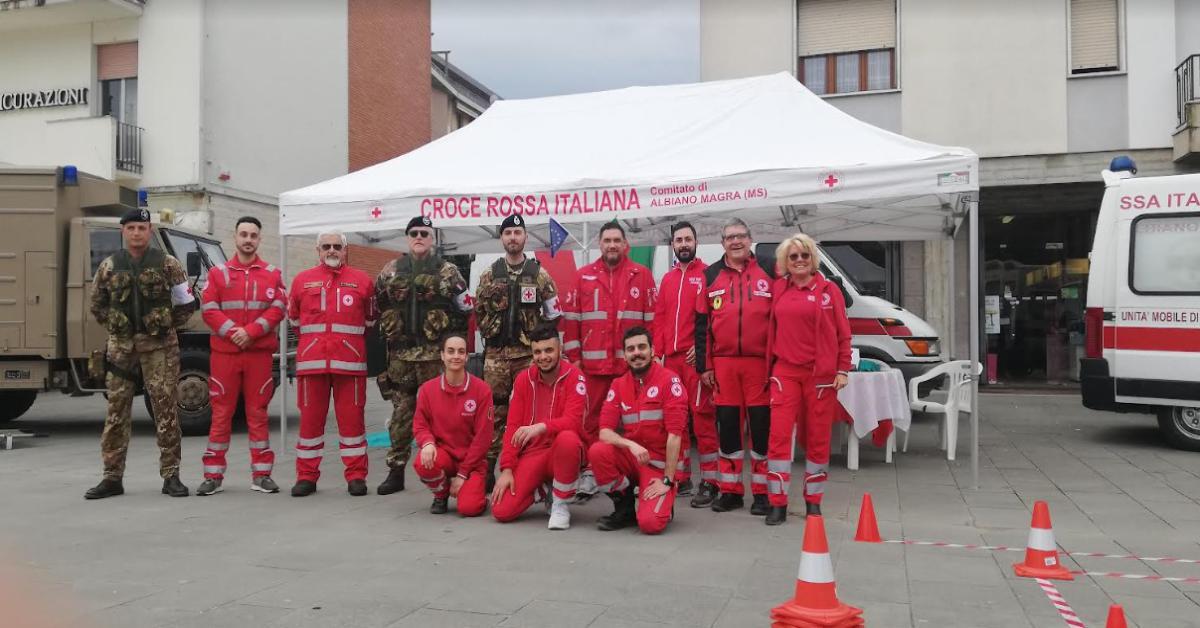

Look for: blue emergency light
[61,165,78,186]
[138,188,148,207]
[1109,155,1137,174]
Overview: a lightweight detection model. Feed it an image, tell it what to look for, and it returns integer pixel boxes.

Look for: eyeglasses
[788,252,812,261]
[408,230,433,239]
[319,243,344,251]
[722,232,750,242]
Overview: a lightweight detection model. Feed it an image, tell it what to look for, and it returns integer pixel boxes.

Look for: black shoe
[486,469,496,494]
[676,479,695,497]
[710,493,744,512]
[750,494,770,516]
[806,502,822,517]
[347,479,367,496]
[162,475,189,497]
[597,488,637,531]
[376,467,406,495]
[430,497,449,514]
[291,480,317,497]
[765,506,788,526]
[84,478,124,500]
[689,482,718,508]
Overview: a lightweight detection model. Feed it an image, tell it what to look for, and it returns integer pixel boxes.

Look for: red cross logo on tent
[370,206,383,220]
[820,171,842,191]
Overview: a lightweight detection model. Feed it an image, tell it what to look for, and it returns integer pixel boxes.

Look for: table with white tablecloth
[836,369,912,470]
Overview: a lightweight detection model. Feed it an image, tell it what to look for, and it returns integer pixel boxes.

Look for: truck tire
[144,346,221,437]
[1157,406,1200,452]
[0,390,37,423]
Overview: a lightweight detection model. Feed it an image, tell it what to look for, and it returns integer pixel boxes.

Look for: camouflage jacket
[475,257,560,354]
[91,249,196,349]
[374,254,472,361]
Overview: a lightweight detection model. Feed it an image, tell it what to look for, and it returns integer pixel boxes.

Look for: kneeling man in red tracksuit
[413,333,494,516]
[588,326,689,534]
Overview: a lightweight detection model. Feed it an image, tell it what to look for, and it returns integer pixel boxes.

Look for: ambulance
[1080,158,1200,450]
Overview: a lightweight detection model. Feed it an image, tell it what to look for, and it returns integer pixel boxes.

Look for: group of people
[83,207,851,533]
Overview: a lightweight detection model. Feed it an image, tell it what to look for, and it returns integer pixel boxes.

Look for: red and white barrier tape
[1035,578,1087,628]
[884,539,1200,564]
[1073,570,1200,584]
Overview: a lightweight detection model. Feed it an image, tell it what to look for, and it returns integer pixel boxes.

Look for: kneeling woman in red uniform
[764,233,851,526]
[412,333,494,516]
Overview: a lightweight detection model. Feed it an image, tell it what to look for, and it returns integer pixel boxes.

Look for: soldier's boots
[291,480,317,497]
[252,476,280,494]
[376,467,406,495]
[162,475,190,497]
[750,494,770,516]
[196,478,223,496]
[430,496,449,514]
[347,479,368,496]
[690,481,719,508]
[596,487,637,531]
[711,493,744,512]
[84,478,124,500]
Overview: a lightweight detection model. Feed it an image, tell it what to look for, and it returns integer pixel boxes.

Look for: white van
[1081,165,1200,450]
[468,242,943,382]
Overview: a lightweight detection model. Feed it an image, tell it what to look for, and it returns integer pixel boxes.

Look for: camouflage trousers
[381,357,443,470]
[482,349,532,472]
[100,338,182,480]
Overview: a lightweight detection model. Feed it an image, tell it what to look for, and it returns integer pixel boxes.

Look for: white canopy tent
[276,72,985,485]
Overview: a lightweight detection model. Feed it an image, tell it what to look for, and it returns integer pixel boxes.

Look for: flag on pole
[549,218,570,257]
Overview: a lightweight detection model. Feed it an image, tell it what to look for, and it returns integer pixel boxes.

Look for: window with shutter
[796,0,897,95]
[1070,0,1120,74]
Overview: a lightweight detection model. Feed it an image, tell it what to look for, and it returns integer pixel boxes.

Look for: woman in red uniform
[764,233,851,525]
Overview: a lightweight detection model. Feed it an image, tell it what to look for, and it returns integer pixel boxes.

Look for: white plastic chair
[903,360,982,461]
[840,359,897,470]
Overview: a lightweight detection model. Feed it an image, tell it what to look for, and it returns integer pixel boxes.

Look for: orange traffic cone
[1013,501,1073,580]
[1104,604,1127,628]
[770,515,865,628]
[854,493,882,543]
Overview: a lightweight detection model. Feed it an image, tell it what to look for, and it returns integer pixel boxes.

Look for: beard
[322,256,342,268]
[674,247,695,263]
[629,359,650,376]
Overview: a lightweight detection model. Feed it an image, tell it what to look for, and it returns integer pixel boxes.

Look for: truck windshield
[161,230,226,278]
[88,227,161,277]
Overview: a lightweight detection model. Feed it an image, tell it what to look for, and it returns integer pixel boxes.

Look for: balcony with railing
[115,120,142,174]
[1173,55,1200,162]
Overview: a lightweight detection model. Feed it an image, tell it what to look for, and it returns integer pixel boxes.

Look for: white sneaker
[576,469,597,495]
[548,500,571,530]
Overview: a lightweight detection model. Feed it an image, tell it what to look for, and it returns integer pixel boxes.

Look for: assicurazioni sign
[0,87,88,112]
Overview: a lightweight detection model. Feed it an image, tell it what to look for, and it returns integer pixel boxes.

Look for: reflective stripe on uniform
[798,551,835,584]
[206,441,230,451]
[204,465,226,474]
[299,324,326,334]
[245,300,268,309]
[331,324,365,335]
[751,474,768,485]
[805,481,825,495]
[767,478,788,494]
[560,312,581,321]
[701,470,719,480]
[767,459,791,472]
[750,451,767,461]
[562,341,582,351]
[805,460,828,474]
[295,450,323,459]
[270,299,286,310]
[621,413,638,425]
[643,312,654,322]
[552,479,577,493]
[220,300,245,310]
[648,460,666,469]
[698,452,719,463]
[581,350,608,360]
[639,409,663,421]
[339,446,367,457]
[201,302,220,311]
[595,476,630,493]
[253,317,271,331]
[340,435,366,446]
[717,472,742,484]
[719,449,744,459]
[329,360,367,372]
[248,440,270,449]
[298,436,324,447]
[251,463,273,471]
[296,360,326,372]
[217,320,235,337]
[617,311,644,321]
[580,311,608,321]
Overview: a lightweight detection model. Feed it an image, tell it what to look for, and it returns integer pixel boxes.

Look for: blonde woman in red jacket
[763,233,851,526]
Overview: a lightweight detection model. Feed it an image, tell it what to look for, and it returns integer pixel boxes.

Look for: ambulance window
[1129,214,1200,294]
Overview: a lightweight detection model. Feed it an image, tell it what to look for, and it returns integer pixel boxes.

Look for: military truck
[0,165,236,435]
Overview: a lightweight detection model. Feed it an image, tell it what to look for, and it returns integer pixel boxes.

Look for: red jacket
[562,256,656,376]
[413,372,494,474]
[767,272,852,384]
[201,256,287,353]
[287,263,376,377]
[599,362,688,462]
[694,254,776,372]
[652,259,707,359]
[499,360,587,471]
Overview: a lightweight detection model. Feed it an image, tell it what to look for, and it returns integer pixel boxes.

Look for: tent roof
[280,72,978,251]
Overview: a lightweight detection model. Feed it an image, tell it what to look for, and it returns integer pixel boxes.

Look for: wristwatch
[660,477,674,488]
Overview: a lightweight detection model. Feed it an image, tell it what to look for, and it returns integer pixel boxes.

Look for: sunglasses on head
[408,230,433,239]
[788,251,812,261]
[320,243,344,251]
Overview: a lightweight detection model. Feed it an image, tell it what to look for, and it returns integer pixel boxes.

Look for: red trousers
[414,447,487,517]
[204,350,275,480]
[712,356,770,496]
[664,354,717,486]
[767,362,836,506]
[587,442,677,535]
[582,373,616,445]
[295,373,367,483]
[492,431,585,522]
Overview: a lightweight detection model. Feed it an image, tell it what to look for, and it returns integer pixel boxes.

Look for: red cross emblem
[820,171,842,191]
[370,206,383,220]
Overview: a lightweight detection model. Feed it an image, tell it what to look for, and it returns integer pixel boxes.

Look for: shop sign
[0,87,89,113]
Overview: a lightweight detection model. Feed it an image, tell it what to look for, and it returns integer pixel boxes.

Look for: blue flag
[549,218,570,257]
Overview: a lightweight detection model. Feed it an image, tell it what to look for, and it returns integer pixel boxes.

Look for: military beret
[120,208,151,225]
[406,215,434,234]
[499,214,526,233]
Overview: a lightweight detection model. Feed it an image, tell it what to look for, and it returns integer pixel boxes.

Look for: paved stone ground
[1,390,1198,627]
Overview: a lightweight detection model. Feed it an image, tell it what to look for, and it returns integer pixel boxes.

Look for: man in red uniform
[588,326,688,535]
[653,221,718,506]
[287,230,376,497]
[412,333,494,516]
[491,326,587,530]
[694,217,776,515]
[197,216,287,495]
[562,221,656,495]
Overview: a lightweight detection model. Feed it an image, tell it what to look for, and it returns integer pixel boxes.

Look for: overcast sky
[431,0,700,100]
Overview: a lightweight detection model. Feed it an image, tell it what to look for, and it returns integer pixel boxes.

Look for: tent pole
[969,199,980,490]
[278,235,289,453]
[582,222,591,264]
[948,235,956,359]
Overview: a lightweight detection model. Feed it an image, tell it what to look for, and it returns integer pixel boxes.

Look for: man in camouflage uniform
[476,214,562,489]
[375,216,473,495]
[85,208,198,499]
